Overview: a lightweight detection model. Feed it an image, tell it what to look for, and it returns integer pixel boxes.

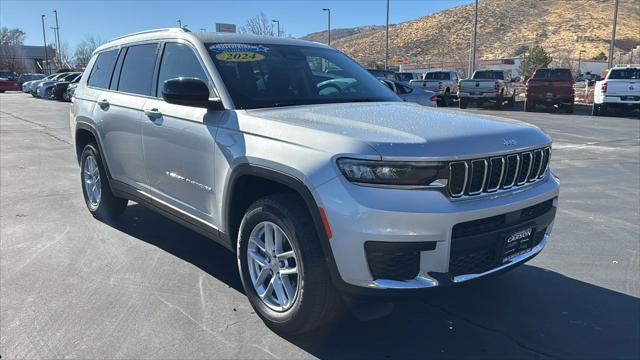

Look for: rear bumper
[602,95,640,105]
[313,171,560,294]
[526,93,574,103]
[458,91,498,100]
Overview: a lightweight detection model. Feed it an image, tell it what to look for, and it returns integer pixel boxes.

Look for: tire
[80,142,127,221]
[524,99,534,112]
[564,104,574,114]
[62,91,70,102]
[591,103,600,116]
[494,92,503,110]
[459,98,468,109]
[600,104,608,116]
[237,193,342,335]
[0,90,5,93]
[508,91,516,106]
[442,90,451,107]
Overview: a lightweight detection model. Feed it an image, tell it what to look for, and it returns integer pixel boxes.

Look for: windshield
[396,73,415,81]
[208,43,398,109]
[472,71,504,80]
[425,72,450,80]
[608,68,639,80]
[532,69,572,80]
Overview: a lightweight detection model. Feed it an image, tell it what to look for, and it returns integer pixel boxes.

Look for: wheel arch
[74,121,114,181]
[223,164,343,286]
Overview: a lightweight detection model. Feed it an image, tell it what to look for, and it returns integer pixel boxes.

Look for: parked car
[524,68,575,113]
[71,28,559,334]
[41,72,82,100]
[410,70,461,107]
[381,79,437,106]
[28,73,67,96]
[592,65,640,116]
[17,73,45,86]
[0,71,18,81]
[458,70,517,109]
[0,77,20,92]
[367,68,398,80]
[395,72,420,83]
[48,73,82,101]
[36,72,79,98]
[66,83,78,102]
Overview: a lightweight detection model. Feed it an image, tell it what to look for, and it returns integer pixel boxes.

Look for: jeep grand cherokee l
[70,28,559,334]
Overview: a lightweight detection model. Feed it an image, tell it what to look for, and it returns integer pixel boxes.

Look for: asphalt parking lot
[1,92,639,359]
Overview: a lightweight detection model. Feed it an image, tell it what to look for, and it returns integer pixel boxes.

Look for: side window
[398,84,413,94]
[87,49,119,89]
[157,43,209,97]
[117,43,158,96]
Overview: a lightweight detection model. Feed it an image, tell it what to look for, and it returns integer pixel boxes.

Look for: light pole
[469,0,479,75]
[385,0,390,70]
[322,8,331,46]
[577,49,585,78]
[53,10,61,67]
[272,20,280,37]
[177,19,182,28]
[608,0,619,68]
[41,15,50,74]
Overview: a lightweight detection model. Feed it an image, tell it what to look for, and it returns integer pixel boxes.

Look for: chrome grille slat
[447,147,550,198]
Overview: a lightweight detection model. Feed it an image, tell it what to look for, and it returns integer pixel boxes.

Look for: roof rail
[110,28,190,42]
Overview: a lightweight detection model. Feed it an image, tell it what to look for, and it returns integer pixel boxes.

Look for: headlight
[337,158,446,187]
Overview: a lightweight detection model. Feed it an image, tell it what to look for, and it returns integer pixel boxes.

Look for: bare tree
[239,12,274,36]
[0,27,27,73]
[74,35,104,67]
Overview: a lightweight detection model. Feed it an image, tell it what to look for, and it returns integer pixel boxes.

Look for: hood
[246,102,550,159]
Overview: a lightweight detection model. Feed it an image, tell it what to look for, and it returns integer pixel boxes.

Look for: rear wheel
[441,90,451,107]
[237,194,342,334]
[564,103,574,114]
[80,143,127,221]
[508,91,516,106]
[592,103,606,116]
[459,98,468,109]
[494,92,503,110]
[524,99,534,112]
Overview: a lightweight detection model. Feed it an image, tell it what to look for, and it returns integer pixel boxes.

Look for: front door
[141,42,220,223]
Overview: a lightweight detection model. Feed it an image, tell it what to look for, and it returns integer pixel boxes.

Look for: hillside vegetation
[302,0,640,67]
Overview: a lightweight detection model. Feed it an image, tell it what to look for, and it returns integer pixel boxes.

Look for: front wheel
[80,143,127,221]
[237,194,342,334]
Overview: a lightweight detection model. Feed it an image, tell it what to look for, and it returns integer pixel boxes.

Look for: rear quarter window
[87,50,119,89]
[117,43,158,96]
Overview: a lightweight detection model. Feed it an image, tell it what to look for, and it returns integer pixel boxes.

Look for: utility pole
[608,0,619,68]
[53,10,61,67]
[272,19,280,37]
[322,8,331,46]
[41,15,50,74]
[177,19,182,28]
[385,0,390,70]
[469,0,479,75]
[577,49,585,78]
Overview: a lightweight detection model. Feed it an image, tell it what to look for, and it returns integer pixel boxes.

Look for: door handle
[144,108,162,119]
[97,99,109,109]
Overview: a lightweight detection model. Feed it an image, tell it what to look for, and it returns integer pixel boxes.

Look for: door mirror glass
[162,77,222,109]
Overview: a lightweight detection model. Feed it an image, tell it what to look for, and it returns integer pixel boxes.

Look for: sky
[0,0,473,48]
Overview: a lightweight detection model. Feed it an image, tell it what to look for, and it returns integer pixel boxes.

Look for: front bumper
[458,91,498,99]
[314,172,559,291]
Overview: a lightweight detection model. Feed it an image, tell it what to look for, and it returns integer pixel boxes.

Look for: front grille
[365,241,436,281]
[448,147,550,198]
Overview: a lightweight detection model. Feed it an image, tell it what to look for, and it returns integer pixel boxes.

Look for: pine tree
[519,45,553,77]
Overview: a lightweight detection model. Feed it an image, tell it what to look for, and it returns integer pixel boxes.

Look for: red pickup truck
[524,68,574,113]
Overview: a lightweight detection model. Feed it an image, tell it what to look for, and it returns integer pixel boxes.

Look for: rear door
[93,43,159,188]
[141,41,220,223]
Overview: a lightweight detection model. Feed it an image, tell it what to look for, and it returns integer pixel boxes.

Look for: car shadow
[110,204,639,359]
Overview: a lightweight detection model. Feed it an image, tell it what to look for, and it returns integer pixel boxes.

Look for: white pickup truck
[592,66,640,116]
[409,70,461,107]
[458,70,517,110]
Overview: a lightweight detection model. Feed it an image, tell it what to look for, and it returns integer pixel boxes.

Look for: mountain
[301,0,640,69]
[302,25,385,44]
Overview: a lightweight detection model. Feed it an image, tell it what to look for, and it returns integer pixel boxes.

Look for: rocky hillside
[302,25,385,44]
[302,0,640,68]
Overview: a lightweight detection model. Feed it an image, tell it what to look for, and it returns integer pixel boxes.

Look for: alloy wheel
[83,155,101,209]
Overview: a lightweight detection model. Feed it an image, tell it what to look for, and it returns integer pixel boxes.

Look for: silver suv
[71,28,559,334]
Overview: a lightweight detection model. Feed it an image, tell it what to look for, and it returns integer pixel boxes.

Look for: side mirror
[162,77,223,110]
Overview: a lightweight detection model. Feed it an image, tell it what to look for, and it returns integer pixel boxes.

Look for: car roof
[95,28,330,54]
